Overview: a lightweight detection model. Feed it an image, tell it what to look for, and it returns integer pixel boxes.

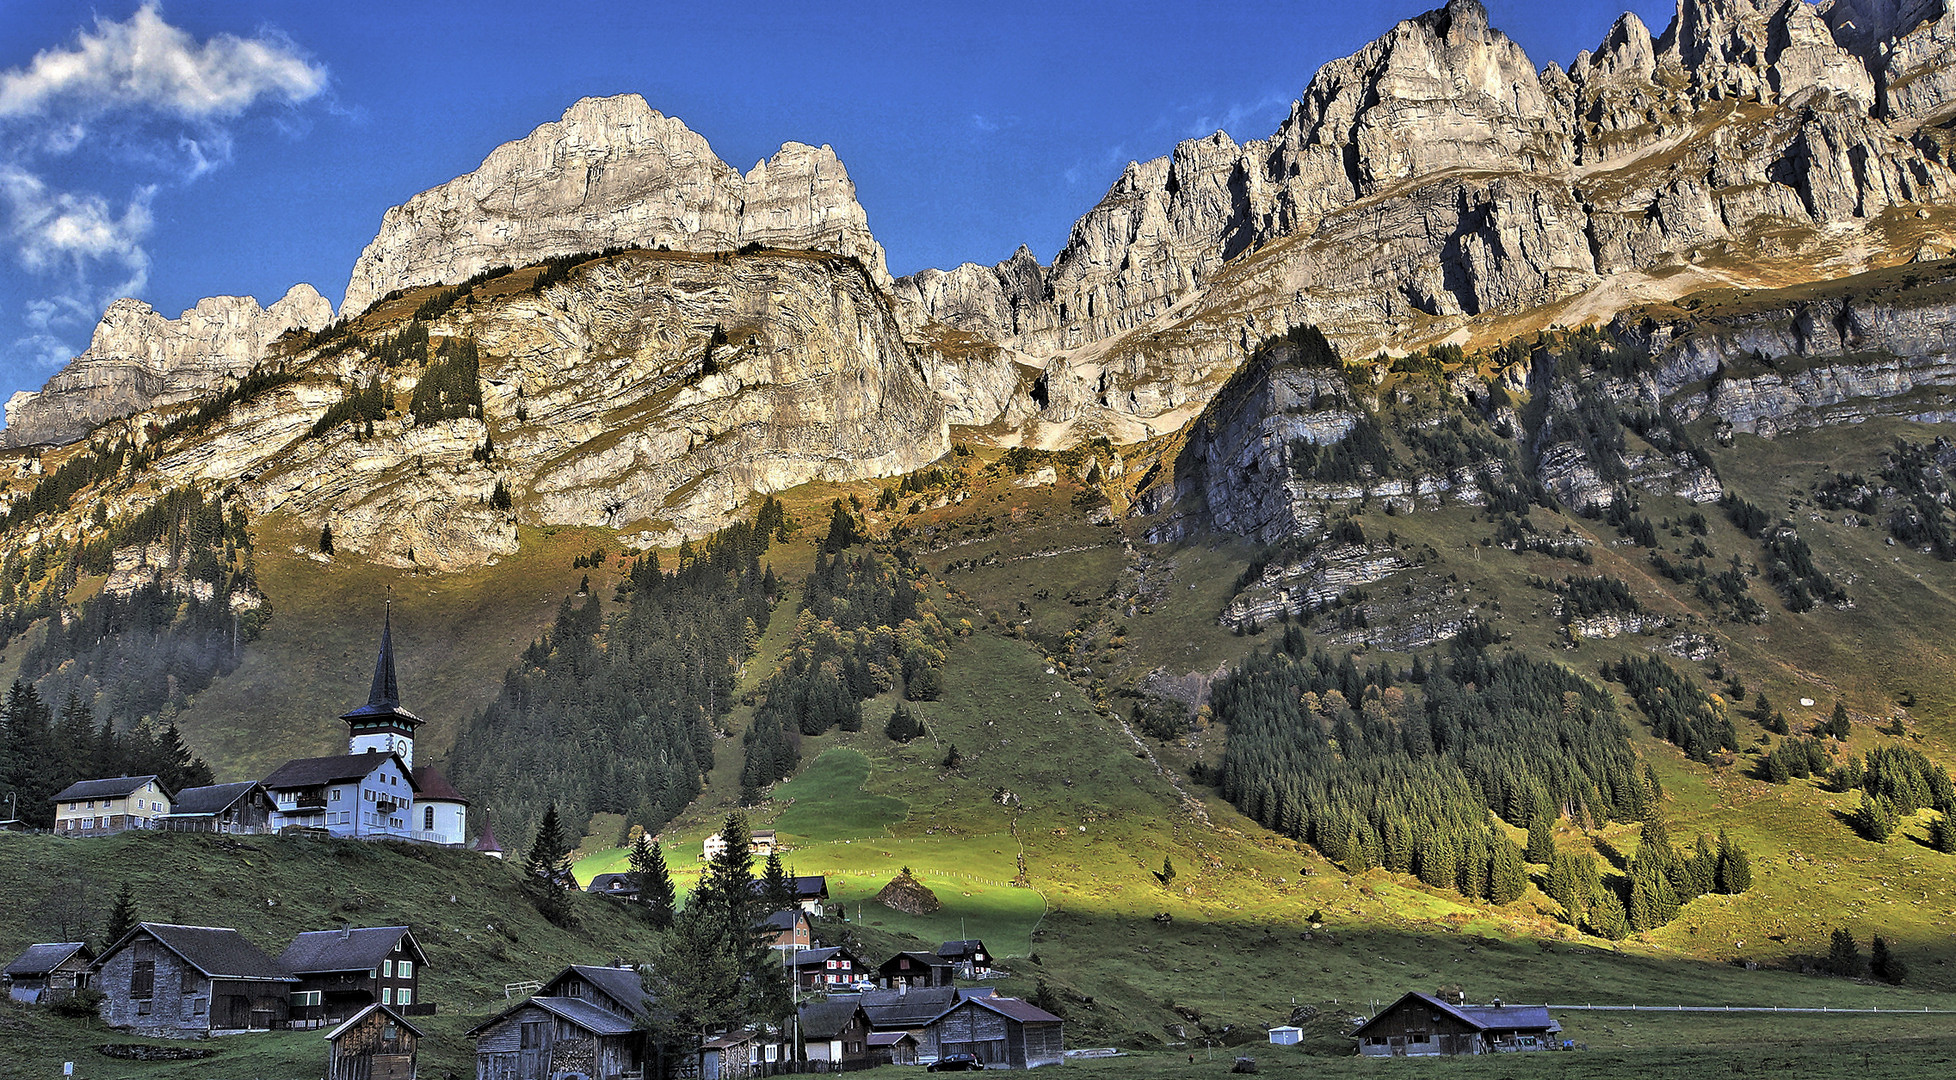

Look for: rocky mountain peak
[339,93,888,316]
[1,284,332,448]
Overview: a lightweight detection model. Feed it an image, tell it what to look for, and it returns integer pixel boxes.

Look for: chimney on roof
[338,921,351,940]
[1491,998,1502,1008]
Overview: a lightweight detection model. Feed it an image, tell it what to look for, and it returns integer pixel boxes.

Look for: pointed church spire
[368,602,400,708]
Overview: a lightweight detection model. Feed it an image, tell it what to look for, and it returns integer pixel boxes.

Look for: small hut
[326,1003,423,1080]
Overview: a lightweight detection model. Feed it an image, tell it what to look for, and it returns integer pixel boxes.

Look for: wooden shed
[922,995,1064,1069]
[4,942,93,1004]
[326,1003,424,1080]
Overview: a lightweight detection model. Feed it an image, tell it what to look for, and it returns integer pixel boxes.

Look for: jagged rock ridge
[1,285,332,449]
[339,94,890,316]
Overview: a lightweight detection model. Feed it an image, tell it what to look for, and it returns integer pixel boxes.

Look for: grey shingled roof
[324,1003,425,1043]
[263,753,404,789]
[936,939,987,960]
[167,782,262,817]
[799,1000,867,1040]
[51,775,165,802]
[1350,992,1560,1039]
[277,927,421,975]
[120,924,294,981]
[880,951,949,973]
[967,995,1064,1024]
[5,942,89,978]
[547,965,651,1018]
[858,987,989,1029]
[529,996,639,1036]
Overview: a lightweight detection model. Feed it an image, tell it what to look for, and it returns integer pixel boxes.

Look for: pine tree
[1871,935,1907,984]
[104,880,138,946]
[1525,811,1554,863]
[1586,888,1631,941]
[1628,847,1680,932]
[761,851,794,914]
[1930,815,1956,855]
[1851,792,1896,842]
[1488,832,1529,905]
[1715,829,1753,893]
[523,804,576,927]
[628,834,676,930]
[647,812,793,1042]
[1829,927,1860,977]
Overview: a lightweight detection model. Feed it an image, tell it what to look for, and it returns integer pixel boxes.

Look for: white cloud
[0,3,327,122]
[13,331,82,371]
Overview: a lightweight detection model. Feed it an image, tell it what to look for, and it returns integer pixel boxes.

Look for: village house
[867,1029,920,1067]
[51,775,172,836]
[93,922,296,1034]
[277,925,428,1026]
[936,939,994,979]
[858,986,987,1042]
[702,828,776,861]
[4,942,93,1003]
[919,994,1065,1069]
[797,999,872,1071]
[325,1003,424,1080]
[759,909,813,952]
[586,873,638,901]
[879,951,952,989]
[160,781,273,834]
[789,945,869,993]
[468,964,650,1080]
[1349,992,1562,1057]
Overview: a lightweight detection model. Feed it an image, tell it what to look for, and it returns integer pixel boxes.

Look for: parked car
[848,978,878,992]
[927,1054,983,1072]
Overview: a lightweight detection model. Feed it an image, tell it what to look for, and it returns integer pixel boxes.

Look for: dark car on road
[927,1054,984,1071]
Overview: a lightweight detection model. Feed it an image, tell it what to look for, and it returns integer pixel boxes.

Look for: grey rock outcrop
[1,284,332,448]
[897,0,1956,442]
[340,94,889,317]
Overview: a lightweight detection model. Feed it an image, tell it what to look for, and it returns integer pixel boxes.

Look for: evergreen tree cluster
[741,528,946,801]
[405,335,484,424]
[8,490,265,733]
[448,506,781,846]
[646,813,793,1047]
[308,376,392,440]
[1603,655,1738,763]
[1,682,212,827]
[1213,625,1644,905]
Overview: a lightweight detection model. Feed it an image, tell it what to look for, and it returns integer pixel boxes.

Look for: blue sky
[0,0,1681,406]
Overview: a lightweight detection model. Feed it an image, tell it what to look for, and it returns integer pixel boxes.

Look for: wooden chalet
[879,951,952,989]
[920,994,1064,1069]
[936,939,994,979]
[160,781,272,834]
[798,999,872,1071]
[759,909,813,951]
[52,775,172,836]
[1350,992,1561,1057]
[789,946,868,993]
[325,1003,424,1080]
[468,964,650,1080]
[4,942,93,1003]
[699,1029,767,1079]
[93,922,296,1034]
[587,873,639,900]
[277,926,428,1026]
[750,873,828,915]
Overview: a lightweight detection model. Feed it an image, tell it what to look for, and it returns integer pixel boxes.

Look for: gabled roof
[937,939,988,960]
[961,995,1063,1024]
[263,753,410,789]
[543,965,651,1019]
[790,946,863,970]
[750,874,828,901]
[858,986,992,1029]
[411,765,467,804]
[879,951,950,973]
[5,942,91,978]
[587,873,636,894]
[167,782,264,817]
[799,1000,868,1040]
[341,608,424,729]
[51,775,167,802]
[759,909,808,932]
[469,995,639,1038]
[277,926,424,975]
[1349,992,1560,1039]
[868,1031,917,1047]
[101,924,293,982]
[324,1002,425,1043]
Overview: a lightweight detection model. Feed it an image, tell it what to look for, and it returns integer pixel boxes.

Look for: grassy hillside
[0,830,653,1079]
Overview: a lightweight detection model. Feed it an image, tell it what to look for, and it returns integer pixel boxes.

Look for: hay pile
[874,868,942,915]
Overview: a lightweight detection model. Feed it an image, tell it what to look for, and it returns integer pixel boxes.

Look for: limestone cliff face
[75,250,945,570]
[1,285,332,449]
[340,94,889,317]
[897,0,1956,442]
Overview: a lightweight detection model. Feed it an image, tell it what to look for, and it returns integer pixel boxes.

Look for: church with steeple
[261,611,470,846]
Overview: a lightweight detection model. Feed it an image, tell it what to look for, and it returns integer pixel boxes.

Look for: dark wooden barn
[1350,992,1561,1057]
[326,1003,424,1080]
[921,994,1064,1069]
[4,942,93,1003]
[92,923,295,1034]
